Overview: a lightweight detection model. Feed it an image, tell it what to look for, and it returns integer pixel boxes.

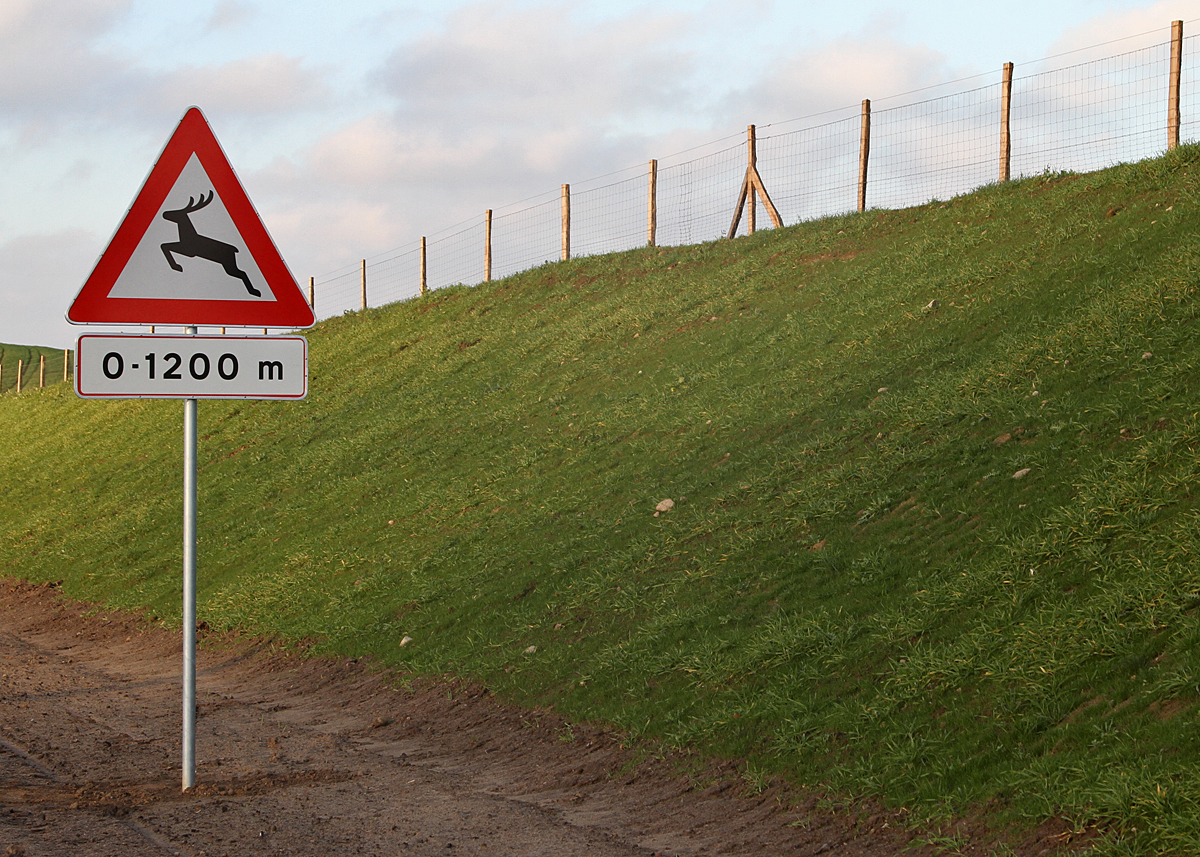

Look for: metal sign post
[182,327,198,791]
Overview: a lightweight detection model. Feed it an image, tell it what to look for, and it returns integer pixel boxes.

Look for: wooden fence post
[561,184,571,261]
[858,99,871,212]
[420,237,428,297]
[748,126,757,234]
[308,276,315,310]
[1170,20,1184,150]
[1000,62,1014,182]
[16,359,22,394]
[485,210,493,282]
[39,355,45,389]
[360,259,367,311]
[63,349,69,383]
[647,159,658,247]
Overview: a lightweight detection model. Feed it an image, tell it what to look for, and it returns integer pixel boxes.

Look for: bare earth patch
[0,580,1080,856]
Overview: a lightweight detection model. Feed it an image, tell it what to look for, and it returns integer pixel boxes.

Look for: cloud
[139,54,329,116]
[0,0,133,116]
[205,0,254,33]
[716,25,957,125]
[0,1,324,133]
[1044,1,1200,60]
[378,2,698,133]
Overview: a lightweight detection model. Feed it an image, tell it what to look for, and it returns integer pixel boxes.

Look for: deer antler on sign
[179,191,214,213]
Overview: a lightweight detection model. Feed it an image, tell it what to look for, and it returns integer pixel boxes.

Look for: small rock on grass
[1013,468,1032,479]
[654,498,675,517]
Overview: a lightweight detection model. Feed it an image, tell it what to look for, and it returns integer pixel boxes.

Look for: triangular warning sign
[67,107,315,328]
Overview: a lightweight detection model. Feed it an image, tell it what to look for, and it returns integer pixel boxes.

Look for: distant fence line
[308,20,1198,318]
[0,350,72,395]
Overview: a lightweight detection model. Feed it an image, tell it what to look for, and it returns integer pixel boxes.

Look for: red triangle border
[67,108,315,328]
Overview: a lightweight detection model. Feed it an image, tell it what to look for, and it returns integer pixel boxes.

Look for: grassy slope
[7,147,1200,852]
[0,343,70,394]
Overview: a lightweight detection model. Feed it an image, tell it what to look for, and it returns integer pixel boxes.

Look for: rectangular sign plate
[76,334,307,399]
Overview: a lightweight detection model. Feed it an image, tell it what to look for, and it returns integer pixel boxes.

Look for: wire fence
[311,21,1199,318]
[0,347,73,394]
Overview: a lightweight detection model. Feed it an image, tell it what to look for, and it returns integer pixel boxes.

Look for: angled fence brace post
[858,99,871,212]
[1000,62,1014,182]
[561,184,571,261]
[727,169,751,239]
[1170,20,1184,150]
[750,171,782,229]
[420,237,428,297]
[485,210,493,282]
[728,125,782,239]
[647,159,658,247]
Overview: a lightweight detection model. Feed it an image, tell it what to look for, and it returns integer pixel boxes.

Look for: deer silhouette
[161,191,261,297]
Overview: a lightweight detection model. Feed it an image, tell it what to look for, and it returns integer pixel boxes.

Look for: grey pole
[182,325,198,791]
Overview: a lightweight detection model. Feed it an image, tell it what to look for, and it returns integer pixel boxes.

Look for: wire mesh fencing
[312,22,1197,320]
[869,82,1001,210]
[492,194,562,281]
[572,168,649,259]
[1013,42,1173,178]
[758,111,862,227]
[656,139,745,246]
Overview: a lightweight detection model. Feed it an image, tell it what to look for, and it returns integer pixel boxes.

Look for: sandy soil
[0,580,1082,857]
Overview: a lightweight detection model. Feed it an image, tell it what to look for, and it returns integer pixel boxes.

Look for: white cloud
[378,2,698,131]
[716,24,958,125]
[0,0,133,116]
[139,54,329,116]
[1043,1,1200,60]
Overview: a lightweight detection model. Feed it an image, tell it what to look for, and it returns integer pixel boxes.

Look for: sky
[3,0,1200,348]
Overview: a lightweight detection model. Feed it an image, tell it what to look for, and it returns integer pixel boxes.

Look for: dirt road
[0,579,1049,857]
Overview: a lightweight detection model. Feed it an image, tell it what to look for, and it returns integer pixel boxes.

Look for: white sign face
[76,334,308,400]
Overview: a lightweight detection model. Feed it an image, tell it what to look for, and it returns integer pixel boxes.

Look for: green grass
[8,146,1200,853]
[0,343,71,394]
